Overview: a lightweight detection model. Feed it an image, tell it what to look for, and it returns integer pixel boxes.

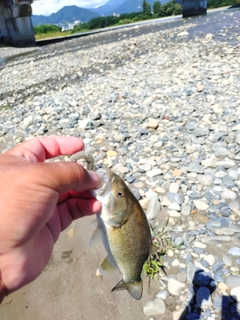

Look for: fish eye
[116,190,124,198]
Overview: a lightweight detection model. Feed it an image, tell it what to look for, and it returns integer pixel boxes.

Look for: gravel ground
[0,8,240,320]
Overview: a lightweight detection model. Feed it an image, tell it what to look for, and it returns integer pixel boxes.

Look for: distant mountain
[32,5,100,26]
[105,0,170,15]
[32,14,48,26]
[90,0,126,15]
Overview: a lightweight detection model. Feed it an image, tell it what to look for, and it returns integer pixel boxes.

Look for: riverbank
[0,8,240,320]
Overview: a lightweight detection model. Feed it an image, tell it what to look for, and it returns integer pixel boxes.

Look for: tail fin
[111,279,143,300]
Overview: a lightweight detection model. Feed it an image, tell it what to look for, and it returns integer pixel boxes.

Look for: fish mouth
[93,166,113,197]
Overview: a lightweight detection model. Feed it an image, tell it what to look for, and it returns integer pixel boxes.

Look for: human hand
[0,136,101,303]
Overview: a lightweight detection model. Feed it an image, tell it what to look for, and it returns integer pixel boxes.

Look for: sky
[32,0,107,16]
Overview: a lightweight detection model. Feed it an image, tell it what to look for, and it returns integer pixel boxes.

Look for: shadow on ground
[179,270,240,320]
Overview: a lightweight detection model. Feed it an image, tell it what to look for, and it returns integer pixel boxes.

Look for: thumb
[34,161,100,193]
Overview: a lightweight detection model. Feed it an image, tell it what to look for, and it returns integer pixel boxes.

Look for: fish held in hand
[90,167,152,300]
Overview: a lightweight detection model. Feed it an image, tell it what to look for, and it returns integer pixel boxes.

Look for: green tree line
[72,0,182,33]
[208,0,240,8]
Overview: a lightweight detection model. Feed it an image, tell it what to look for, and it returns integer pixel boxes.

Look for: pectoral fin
[111,279,143,300]
[98,255,117,276]
[89,219,98,229]
[89,226,102,247]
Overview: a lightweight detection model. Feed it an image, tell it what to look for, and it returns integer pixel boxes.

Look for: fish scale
[96,196,147,277]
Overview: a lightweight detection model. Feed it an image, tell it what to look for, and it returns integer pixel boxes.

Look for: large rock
[168,278,185,296]
[146,194,161,220]
[143,298,166,316]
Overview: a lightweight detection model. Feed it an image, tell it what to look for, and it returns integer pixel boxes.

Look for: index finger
[5,136,84,162]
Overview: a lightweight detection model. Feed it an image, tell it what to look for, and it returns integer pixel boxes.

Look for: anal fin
[99,256,117,277]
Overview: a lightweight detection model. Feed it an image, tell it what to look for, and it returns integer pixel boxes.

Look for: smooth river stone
[228,247,240,257]
[194,199,209,211]
[225,275,240,288]
[222,255,232,267]
[143,298,166,316]
[146,169,162,178]
[200,236,231,244]
[169,182,179,193]
[186,163,204,174]
[168,278,185,296]
[221,190,237,200]
[146,194,161,220]
[216,160,235,168]
[215,228,235,236]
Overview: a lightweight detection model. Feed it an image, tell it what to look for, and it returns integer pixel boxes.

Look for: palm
[10,225,55,289]
[1,189,63,291]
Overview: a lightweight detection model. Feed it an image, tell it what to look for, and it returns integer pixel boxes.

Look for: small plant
[232,268,240,275]
[142,219,183,280]
[142,252,166,280]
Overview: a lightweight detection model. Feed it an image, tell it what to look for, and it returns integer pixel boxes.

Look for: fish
[90,166,152,300]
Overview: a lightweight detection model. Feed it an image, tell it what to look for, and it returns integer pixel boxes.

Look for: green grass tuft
[142,219,183,280]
